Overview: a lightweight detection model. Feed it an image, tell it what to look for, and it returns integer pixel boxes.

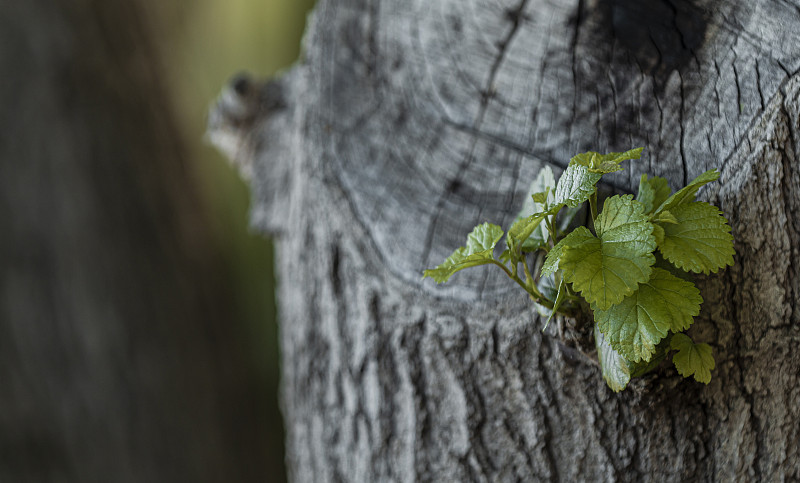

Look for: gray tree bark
[211,0,800,480]
[1,1,276,481]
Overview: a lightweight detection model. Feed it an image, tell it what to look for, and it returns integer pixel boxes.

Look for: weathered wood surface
[212,0,800,480]
[1,1,273,481]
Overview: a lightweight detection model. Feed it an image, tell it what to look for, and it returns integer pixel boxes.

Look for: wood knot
[207,73,287,180]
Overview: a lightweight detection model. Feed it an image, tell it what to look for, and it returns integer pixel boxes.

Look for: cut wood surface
[211,0,800,480]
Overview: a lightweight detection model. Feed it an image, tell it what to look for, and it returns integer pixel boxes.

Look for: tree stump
[211,0,800,480]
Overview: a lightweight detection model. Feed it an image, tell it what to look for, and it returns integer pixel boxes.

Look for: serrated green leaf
[560,195,656,310]
[596,327,671,392]
[594,268,702,362]
[595,325,632,392]
[570,152,597,167]
[541,228,588,278]
[637,174,672,214]
[553,164,602,208]
[465,223,502,253]
[655,170,719,213]
[423,223,503,283]
[659,201,735,274]
[629,337,670,378]
[671,333,715,384]
[571,148,644,173]
[653,252,694,282]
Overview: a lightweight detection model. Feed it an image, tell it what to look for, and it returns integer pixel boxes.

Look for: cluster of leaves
[423,149,734,392]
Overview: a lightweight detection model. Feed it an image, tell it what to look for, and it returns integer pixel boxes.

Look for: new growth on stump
[424,149,735,391]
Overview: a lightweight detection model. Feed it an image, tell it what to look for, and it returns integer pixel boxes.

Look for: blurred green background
[164,0,315,480]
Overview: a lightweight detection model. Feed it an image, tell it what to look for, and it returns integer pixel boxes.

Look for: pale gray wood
[211,0,800,480]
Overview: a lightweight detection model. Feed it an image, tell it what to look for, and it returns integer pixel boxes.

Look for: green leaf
[553,164,602,208]
[659,201,735,274]
[637,174,671,214]
[652,223,665,246]
[594,268,703,362]
[541,228,588,278]
[629,338,671,378]
[520,236,548,253]
[531,190,549,204]
[507,212,548,252]
[556,204,583,233]
[653,252,694,282]
[465,222,503,253]
[543,277,566,330]
[560,195,656,310]
[653,210,678,224]
[654,170,719,213]
[595,325,632,392]
[423,223,504,283]
[534,274,557,318]
[498,248,514,265]
[517,166,556,220]
[571,148,644,174]
[671,333,715,384]
[596,327,672,392]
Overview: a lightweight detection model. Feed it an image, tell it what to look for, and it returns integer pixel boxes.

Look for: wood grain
[212,0,800,480]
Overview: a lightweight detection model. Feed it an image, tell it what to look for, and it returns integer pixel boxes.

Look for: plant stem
[522,258,535,290]
[545,216,558,249]
[490,260,554,309]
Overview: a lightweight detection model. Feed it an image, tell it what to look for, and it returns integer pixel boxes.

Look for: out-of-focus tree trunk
[213,0,800,481]
[1,1,273,481]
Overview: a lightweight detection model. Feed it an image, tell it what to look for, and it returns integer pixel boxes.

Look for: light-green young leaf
[423,223,503,283]
[671,333,715,384]
[654,169,719,214]
[595,325,631,393]
[594,268,703,362]
[553,164,602,208]
[637,174,671,214]
[560,195,656,310]
[507,212,548,253]
[571,148,644,174]
[659,201,735,274]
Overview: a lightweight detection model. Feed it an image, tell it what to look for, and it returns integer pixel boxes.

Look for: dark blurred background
[0,0,314,481]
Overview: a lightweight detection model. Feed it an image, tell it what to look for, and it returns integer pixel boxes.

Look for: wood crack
[420,0,531,267]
